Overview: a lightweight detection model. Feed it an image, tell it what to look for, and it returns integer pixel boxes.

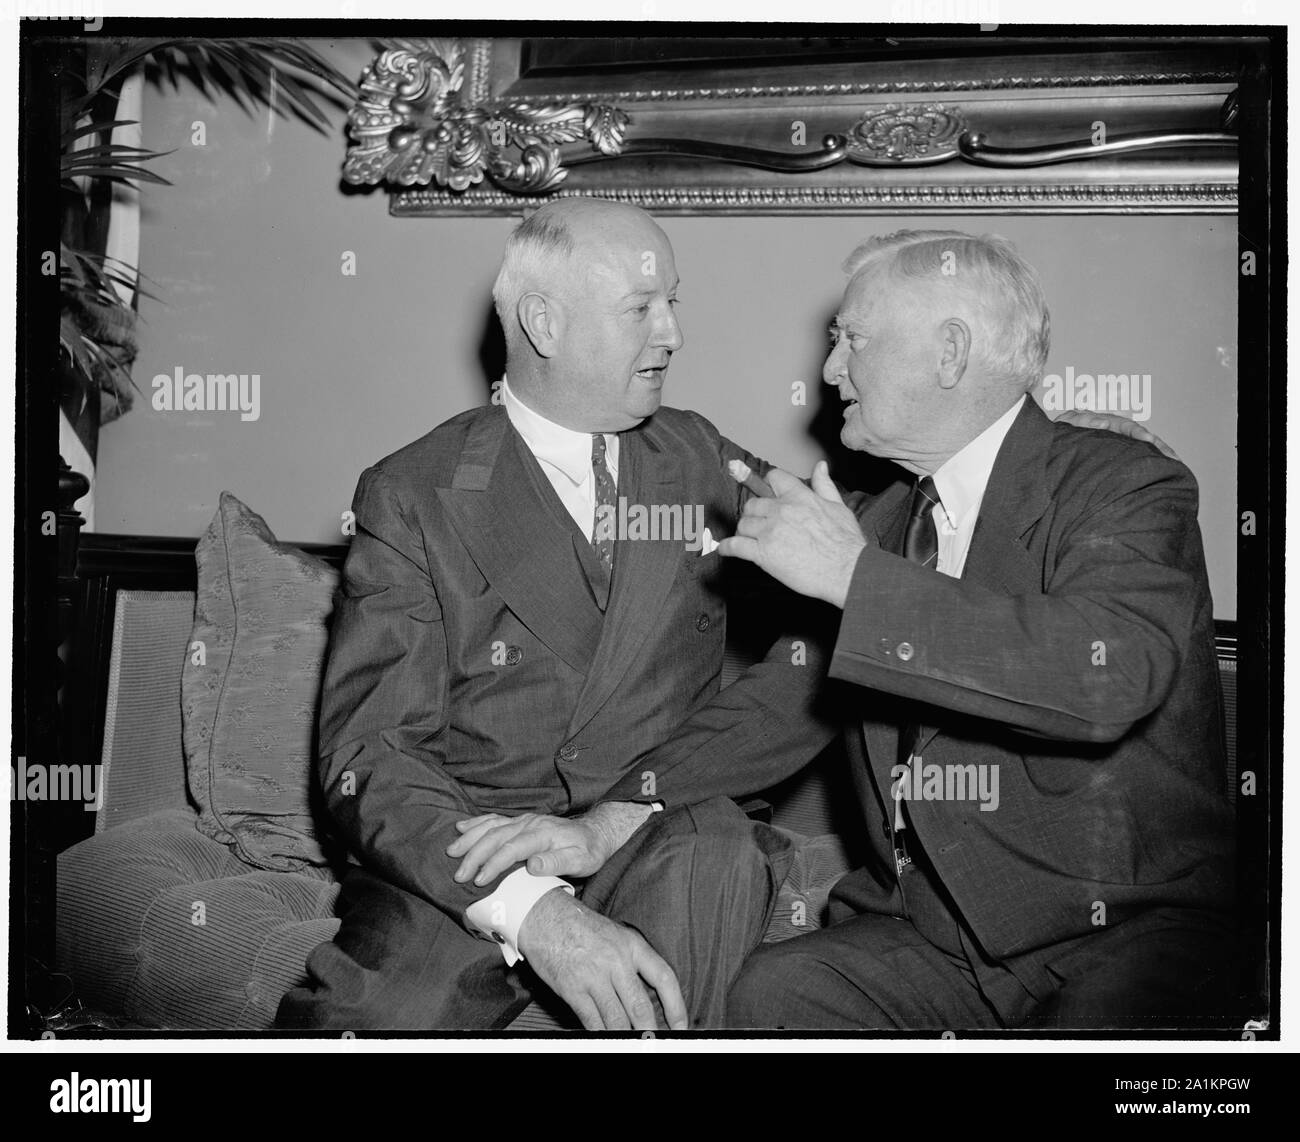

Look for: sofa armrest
[94,588,197,832]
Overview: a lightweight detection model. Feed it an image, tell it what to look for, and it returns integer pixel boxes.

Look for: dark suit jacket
[317,403,838,932]
[828,399,1234,1011]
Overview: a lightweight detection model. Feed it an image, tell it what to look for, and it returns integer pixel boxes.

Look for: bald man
[276,200,841,1031]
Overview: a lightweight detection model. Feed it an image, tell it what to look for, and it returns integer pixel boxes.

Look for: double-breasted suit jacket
[316,403,839,931]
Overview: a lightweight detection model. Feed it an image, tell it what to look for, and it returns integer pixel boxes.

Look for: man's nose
[823,341,847,386]
[658,305,684,352]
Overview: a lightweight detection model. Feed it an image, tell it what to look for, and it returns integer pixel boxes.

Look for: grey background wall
[95,40,1238,618]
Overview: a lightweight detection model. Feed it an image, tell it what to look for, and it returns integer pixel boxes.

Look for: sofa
[52,492,860,1031]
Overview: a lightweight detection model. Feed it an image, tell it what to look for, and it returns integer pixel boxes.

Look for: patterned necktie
[590,433,617,581]
[896,476,943,837]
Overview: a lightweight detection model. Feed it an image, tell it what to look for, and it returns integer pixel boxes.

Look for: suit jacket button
[878,638,892,655]
[558,743,578,762]
[896,642,914,662]
[695,613,712,632]
[504,646,523,666]
[881,817,891,836]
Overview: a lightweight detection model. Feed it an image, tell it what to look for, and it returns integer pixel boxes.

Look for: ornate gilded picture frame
[342,35,1245,215]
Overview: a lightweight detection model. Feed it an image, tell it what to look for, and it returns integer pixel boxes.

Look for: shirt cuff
[465,868,573,967]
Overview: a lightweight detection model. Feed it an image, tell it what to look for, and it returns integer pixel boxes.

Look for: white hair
[843,230,1051,392]
[491,208,577,333]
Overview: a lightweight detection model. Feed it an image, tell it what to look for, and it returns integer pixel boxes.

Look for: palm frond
[60,315,140,401]
[147,39,356,133]
[62,135,175,187]
[76,249,161,296]
[61,119,139,146]
[60,245,157,308]
[62,160,172,187]
[65,38,173,117]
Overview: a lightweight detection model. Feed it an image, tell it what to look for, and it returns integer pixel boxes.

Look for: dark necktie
[895,476,943,842]
[590,433,617,582]
[902,476,941,569]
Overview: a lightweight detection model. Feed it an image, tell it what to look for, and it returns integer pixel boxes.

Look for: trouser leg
[275,865,530,1031]
[726,911,1003,1031]
[1023,907,1238,1031]
[278,797,793,1032]
[580,796,796,1029]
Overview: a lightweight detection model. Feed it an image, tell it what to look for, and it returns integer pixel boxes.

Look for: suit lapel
[565,421,685,739]
[437,407,604,677]
[871,482,912,558]
[959,398,1053,596]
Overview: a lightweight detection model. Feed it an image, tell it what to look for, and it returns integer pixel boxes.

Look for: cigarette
[727,459,775,499]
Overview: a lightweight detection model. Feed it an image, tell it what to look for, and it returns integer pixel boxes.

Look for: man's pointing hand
[718,462,867,608]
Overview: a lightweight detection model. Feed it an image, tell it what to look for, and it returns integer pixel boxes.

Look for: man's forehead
[574,224,674,265]
[578,235,678,291]
[838,272,884,320]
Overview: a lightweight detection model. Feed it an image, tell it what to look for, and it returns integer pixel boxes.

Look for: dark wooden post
[56,457,89,707]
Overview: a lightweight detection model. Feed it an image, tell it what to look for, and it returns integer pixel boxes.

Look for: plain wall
[95,40,1238,618]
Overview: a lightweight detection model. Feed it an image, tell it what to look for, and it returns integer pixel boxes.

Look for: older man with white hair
[722,230,1234,1030]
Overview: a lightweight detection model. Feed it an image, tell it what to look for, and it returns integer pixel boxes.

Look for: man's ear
[517,291,562,359]
[937,317,971,391]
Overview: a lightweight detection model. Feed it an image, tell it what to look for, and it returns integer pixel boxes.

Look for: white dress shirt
[501,375,618,537]
[929,395,1026,579]
[464,378,628,965]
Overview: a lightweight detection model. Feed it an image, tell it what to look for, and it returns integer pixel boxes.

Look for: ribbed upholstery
[97,590,196,832]
[59,809,232,1014]
[1220,659,1238,803]
[57,808,339,1029]
[506,999,573,1032]
[764,829,853,942]
[768,750,846,839]
[719,644,751,690]
[131,870,340,1029]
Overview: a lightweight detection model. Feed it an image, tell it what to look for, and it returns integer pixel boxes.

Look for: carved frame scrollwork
[342,37,1247,215]
[343,38,630,193]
